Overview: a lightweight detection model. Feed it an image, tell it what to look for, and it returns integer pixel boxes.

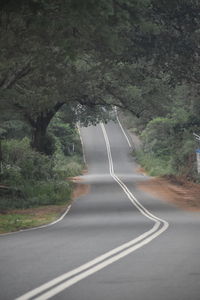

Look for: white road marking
[115,107,132,148]
[15,223,159,300]
[0,205,71,237]
[1,124,86,238]
[1,124,85,238]
[15,124,169,300]
[77,124,86,164]
[101,124,168,223]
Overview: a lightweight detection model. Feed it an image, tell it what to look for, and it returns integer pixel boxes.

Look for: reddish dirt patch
[72,182,90,199]
[137,167,148,176]
[139,176,200,211]
[68,172,90,200]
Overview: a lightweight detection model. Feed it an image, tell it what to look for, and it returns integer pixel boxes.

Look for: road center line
[15,124,169,300]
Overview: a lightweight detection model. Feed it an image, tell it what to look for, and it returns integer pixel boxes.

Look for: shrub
[136,151,174,176]
[141,117,175,157]
[1,165,22,185]
[22,180,72,207]
[49,120,82,156]
[0,180,72,210]
[53,154,83,178]
[0,129,83,210]
[2,138,54,183]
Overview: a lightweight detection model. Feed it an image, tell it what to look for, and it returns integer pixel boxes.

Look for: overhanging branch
[1,59,32,90]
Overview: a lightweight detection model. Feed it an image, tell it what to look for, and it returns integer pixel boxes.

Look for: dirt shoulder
[138,175,200,212]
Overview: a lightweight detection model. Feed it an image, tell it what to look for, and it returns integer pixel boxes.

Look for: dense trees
[1,0,200,179]
[0,0,135,153]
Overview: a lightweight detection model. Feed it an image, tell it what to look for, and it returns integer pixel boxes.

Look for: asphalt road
[0,121,200,300]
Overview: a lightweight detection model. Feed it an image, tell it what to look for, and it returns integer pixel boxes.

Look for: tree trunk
[31,122,49,154]
[29,102,65,155]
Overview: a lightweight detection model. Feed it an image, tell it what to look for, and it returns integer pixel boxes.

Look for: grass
[135,151,174,176]
[0,204,68,234]
[0,180,72,210]
[0,136,85,233]
[53,154,84,178]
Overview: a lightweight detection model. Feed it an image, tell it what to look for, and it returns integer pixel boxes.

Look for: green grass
[0,180,72,210]
[23,180,72,207]
[0,134,85,233]
[53,154,84,178]
[135,151,174,176]
[0,212,60,234]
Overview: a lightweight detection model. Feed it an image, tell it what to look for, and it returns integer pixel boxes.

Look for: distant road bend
[0,121,199,300]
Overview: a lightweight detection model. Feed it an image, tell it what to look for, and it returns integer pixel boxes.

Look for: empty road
[0,121,199,300]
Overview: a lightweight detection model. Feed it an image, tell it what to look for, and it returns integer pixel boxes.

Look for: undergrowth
[0,135,84,211]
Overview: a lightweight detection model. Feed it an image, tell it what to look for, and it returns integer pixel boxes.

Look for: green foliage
[1,138,54,184]
[49,113,82,156]
[0,212,63,233]
[134,94,199,179]
[22,180,71,207]
[121,82,200,181]
[0,181,71,210]
[0,120,30,140]
[142,117,175,157]
[1,0,127,154]
[40,133,56,156]
[136,151,174,177]
[0,132,84,210]
[53,153,83,179]
[0,214,37,233]
[1,0,200,185]
[169,139,196,177]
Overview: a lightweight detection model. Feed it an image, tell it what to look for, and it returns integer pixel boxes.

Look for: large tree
[0,0,140,153]
[2,0,200,155]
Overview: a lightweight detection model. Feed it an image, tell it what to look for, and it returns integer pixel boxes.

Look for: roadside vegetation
[1,1,200,230]
[0,109,85,233]
[0,209,63,234]
[120,88,199,181]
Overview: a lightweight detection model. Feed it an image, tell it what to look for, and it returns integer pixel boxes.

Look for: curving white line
[101,124,168,226]
[15,124,169,300]
[1,124,85,238]
[16,223,159,300]
[29,225,166,300]
[0,205,71,237]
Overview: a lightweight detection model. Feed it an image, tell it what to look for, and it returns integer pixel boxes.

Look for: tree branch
[1,60,32,90]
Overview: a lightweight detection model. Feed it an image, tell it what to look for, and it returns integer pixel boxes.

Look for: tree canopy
[1,0,200,158]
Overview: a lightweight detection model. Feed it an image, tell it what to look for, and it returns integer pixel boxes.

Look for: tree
[124,0,200,85]
[0,0,142,153]
[2,0,200,158]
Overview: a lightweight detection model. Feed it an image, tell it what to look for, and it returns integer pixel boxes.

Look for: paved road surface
[0,122,199,300]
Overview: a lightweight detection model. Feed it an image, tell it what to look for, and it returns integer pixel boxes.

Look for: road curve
[0,121,199,300]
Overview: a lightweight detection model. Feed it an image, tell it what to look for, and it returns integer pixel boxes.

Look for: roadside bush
[2,138,54,183]
[1,165,22,185]
[170,139,197,178]
[0,123,84,210]
[136,118,198,179]
[22,180,72,207]
[141,117,174,157]
[41,133,56,156]
[53,153,83,178]
[136,151,174,176]
[49,119,82,156]
[0,180,72,210]
[0,120,30,140]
